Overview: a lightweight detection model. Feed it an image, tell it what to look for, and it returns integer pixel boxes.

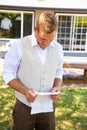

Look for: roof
[0,0,87,10]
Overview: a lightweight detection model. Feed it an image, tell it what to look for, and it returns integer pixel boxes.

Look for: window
[0,11,34,56]
[55,13,87,52]
[0,11,34,39]
[23,13,33,36]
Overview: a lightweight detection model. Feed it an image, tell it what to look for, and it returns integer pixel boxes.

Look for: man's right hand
[25,88,38,103]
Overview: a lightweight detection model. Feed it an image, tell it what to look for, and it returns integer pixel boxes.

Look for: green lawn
[0,76,15,130]
[0,75,87,130]
[55,84,87,130]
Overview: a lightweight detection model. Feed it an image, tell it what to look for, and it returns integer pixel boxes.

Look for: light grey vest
[15,35,59,107]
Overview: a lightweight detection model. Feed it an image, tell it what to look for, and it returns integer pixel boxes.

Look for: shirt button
[42,85,44,87]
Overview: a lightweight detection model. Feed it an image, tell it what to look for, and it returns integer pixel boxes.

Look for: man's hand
[51,86,61,101]
[25,88,38,103]
[8,78,38,103]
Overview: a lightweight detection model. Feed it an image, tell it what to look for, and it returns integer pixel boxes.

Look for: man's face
[34,27,56,49]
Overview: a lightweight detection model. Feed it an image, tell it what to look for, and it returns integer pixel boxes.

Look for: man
[1,14,12,37]
[3,12,63,130]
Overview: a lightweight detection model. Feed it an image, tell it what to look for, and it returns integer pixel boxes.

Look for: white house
[0,0,87,57]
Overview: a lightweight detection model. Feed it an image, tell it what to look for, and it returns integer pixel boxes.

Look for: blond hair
[36,12,57,33]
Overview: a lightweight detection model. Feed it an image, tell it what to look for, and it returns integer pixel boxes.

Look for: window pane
[13,14,21,38]
[23,13,32,36]
[74,16,87,51]
[57,15,71,50]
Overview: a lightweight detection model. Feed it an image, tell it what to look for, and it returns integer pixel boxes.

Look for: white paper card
[38,91,60,96]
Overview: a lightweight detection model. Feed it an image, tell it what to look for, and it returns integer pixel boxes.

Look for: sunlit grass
[55,85,87,130]
[0,75,87,130]
[0,76,15,130]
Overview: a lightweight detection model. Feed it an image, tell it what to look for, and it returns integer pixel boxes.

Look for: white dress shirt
[3,34,63,114]
[1,17,12,30]
[3,34,63,85]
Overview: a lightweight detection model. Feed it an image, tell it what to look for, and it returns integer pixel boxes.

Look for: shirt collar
[31,33,37,46]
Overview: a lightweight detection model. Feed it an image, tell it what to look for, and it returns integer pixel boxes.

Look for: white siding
[0,0,87,10]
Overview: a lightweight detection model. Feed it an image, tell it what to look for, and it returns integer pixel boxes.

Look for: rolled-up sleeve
[55,44,64,79]
[3,40,22,84]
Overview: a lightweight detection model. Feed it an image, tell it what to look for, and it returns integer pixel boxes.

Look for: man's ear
[34,26,37,32]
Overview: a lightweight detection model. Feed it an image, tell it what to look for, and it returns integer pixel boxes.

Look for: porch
[63,56,87,84]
